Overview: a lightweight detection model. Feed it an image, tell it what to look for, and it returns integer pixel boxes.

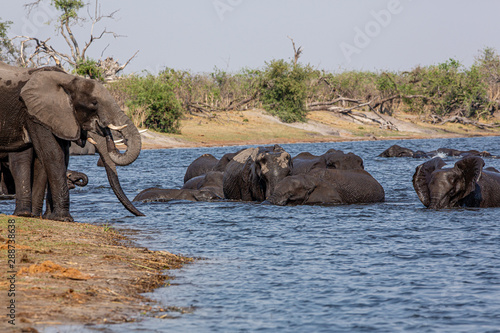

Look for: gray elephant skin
[223,145,292,202]
[379,144,494,159]
[269,166,384,206]
[184,154,219,183]
[292,149,364,175]
[413,156,500,208]
[69,141,96,155]
[0,62,143,221]
[133,188,221,203]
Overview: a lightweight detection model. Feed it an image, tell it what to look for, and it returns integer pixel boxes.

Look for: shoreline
[138,109,500,150]
[0,216,193,332]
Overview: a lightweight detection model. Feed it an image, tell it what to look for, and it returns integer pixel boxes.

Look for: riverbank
[139,108,500,149]
[0,215,193,332]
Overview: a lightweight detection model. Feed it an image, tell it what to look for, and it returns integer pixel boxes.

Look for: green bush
[74,58,104,80]
[258,59,313,123]
[110,73,183,133]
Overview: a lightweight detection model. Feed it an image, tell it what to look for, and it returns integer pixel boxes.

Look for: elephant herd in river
[131,144,500,209]
[1,60,500,221]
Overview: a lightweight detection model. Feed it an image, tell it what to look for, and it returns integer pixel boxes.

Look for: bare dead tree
[12,0,137,79]
[287,36,302,66]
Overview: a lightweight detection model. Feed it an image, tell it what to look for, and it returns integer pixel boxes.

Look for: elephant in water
[184,154,219,183]
[0,61,143,221]
[133,188,221,203]
[413,156,500,208]
[182,171,224,199]
[268,166,384,206]
[267,148,383,206]
[292,149,364,175]
[66,170,89,190]
[379,144,494,159]
[223,145,292,202]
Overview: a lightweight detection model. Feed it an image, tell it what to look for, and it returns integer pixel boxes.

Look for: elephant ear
[20,71,80,141]
[413,157,446,207]
[454,156,484,198]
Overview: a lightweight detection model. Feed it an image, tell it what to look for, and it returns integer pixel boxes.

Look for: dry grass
[0,215,193,331]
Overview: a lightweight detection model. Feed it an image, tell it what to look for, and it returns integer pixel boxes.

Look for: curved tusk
[87,137,97,145]
[139,129,148,133]
[109,124,128,131]
[114,139,124,143]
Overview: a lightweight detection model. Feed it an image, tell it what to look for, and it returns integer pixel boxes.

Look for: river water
[3,136,500,332]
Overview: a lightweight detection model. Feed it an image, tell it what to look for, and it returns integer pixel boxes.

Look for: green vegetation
[0,18,16,63]
[109,71,184,133]
[258,59,315,123]
[108,47,499,133]
[74,58,104,80]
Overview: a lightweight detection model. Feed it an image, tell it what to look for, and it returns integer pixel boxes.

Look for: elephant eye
[90,100,98,109]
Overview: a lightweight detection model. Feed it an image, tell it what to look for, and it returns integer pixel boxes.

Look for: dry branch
[439,115,500,129]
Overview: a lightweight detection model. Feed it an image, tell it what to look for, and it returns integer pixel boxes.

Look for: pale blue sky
[3,0,500,74]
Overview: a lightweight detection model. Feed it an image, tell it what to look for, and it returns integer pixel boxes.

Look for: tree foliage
[0,18,17,63]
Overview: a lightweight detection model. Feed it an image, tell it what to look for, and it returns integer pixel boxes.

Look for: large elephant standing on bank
[0,62,143,221]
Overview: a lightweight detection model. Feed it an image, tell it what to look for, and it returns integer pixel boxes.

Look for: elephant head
[268,174,317,206]
[379,145,416,157]
[413,156,484,209]
[324,149,364,170]
[252,145,293,199]
[19,70,143,216]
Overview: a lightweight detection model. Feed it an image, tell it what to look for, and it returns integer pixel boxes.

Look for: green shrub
[74,58,104,80]
[110,73,183,133]
[258,59,313,123]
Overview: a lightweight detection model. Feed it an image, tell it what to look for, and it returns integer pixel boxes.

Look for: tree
[12,0,137,79]
[0,18,18,64]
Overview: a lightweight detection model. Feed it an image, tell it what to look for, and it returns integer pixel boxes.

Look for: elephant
[69,141,96,155]
[223,145,292,202]
[0,156,15,198]
[66,170,89,190]
[0,61,143,221]
[181,171,224,198]
[378,144,427,158]
[213,150,244,172]
[184,154,219,183]
[133,188,221,203]
[379,144,494,159]
[412,156,500,209]
[268,168,385,206]
[292,149,364,175]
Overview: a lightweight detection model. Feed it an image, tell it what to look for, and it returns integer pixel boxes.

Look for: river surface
[3,136,500,333]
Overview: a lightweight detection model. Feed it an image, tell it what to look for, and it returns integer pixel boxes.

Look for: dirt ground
[139,108,500,149]
[0,216,193,332]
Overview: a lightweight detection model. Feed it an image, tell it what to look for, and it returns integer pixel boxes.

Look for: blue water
[3,137,500,332]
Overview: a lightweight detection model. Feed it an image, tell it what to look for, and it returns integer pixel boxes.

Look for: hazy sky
[3,0,500,74]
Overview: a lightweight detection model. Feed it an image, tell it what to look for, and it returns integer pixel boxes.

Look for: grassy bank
[139,108,500,150]
[0,215,193,331]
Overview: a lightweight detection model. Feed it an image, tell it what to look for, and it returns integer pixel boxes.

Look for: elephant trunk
[88,132,145,217]
[105,107,142,166]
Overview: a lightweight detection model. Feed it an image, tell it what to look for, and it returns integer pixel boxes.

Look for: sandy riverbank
[0,216,193,332]
[138,109,500,150]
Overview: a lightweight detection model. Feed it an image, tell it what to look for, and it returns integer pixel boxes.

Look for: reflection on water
[3,136,500,332]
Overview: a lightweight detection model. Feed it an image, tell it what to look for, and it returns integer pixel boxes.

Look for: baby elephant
[133,188,221,203]
[66,170,89,190]
[413,156,500,209]
[268,168,385,206]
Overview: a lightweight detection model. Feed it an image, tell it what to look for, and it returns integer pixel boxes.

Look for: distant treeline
[107,47,500,133]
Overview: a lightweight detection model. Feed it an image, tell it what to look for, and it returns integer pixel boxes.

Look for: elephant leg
[32,155,47,217]
[9,149,33,217]
[26,121,73,222]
